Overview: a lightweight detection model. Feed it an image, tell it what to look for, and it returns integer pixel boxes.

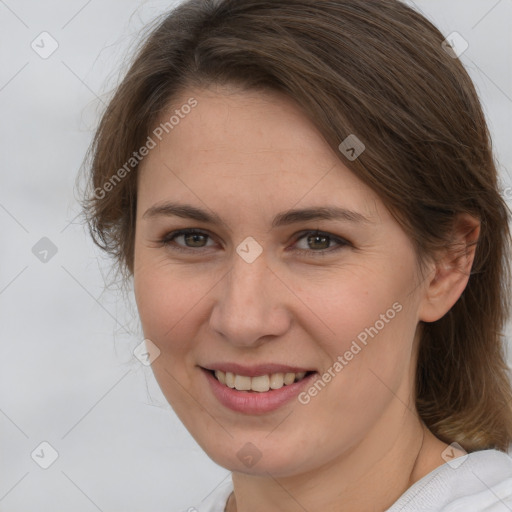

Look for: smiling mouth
[208,369,315,393]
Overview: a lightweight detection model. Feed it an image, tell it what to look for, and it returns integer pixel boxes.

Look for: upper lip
[201,363,315,377]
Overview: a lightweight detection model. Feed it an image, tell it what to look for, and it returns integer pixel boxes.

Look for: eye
[291,230,349,256]
[160,228,349,256]
[160,229,216,252]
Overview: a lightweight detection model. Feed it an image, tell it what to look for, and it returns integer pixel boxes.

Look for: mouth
[200,365,318,414]
[203,368,316,393]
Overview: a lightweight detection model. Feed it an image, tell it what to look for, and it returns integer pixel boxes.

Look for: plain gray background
[1,1,511,511]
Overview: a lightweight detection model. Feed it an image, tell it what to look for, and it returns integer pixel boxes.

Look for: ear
[418,213,480,323]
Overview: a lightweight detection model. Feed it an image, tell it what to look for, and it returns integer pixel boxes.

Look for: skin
[133,85,479,512]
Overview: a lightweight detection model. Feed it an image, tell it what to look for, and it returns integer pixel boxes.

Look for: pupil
[186,234,206,247]
[309,234,329,250]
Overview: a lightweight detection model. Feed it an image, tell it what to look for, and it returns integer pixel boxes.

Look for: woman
[83,0,512,510]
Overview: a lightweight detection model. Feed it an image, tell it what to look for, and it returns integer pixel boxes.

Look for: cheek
[306,264,415,345]
[303,283,418,449]
[134,263,199,350]
[133,266,204,403]
[306,261,421,404]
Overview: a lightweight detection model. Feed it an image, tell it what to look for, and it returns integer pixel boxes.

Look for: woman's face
[133,86,431,477]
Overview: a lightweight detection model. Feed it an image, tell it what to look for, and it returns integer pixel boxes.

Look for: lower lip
[201,368,318,414]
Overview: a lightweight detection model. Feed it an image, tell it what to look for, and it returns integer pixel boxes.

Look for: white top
[181,449,512,512]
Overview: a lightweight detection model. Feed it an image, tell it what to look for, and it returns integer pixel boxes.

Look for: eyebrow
[142,202,371,228]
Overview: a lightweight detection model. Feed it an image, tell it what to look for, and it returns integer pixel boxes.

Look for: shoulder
[387,449,512,511]
[178,476,233,512]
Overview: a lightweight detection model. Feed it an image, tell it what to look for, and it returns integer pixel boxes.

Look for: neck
[225,420,447,512]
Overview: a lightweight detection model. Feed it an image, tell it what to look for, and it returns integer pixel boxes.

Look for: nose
[208,247,291,347]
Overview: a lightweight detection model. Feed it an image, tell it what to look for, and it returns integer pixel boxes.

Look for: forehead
[144,85,331,169]
[137,86,381,221]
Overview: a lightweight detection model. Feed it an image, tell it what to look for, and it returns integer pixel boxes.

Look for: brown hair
[82,0,512,451]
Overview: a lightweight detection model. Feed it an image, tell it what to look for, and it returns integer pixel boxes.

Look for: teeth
[251,375,270,392]
[214,370,309,392]
[225,372,235,388]
[216,370,226,385]
[269,372,284,389]
[234,375,251,391]
[284,372,296,385]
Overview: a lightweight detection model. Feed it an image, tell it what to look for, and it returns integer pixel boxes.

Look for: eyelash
[159,229,350,257]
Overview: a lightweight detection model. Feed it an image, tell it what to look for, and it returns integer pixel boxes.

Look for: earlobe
[419,213,480,323]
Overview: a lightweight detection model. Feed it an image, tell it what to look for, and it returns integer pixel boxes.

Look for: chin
[196,435,317,477]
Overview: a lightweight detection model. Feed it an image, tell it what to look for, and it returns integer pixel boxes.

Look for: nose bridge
[209,246,289,345]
